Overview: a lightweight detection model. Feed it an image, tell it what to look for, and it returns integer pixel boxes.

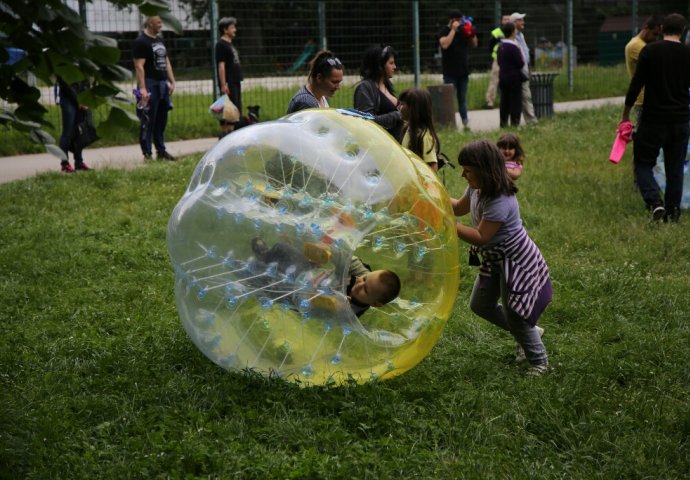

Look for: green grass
[1,64,630,157]
[2,106,689,479]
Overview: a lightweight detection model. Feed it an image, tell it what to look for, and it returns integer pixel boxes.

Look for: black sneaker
[143,153,153,161]
[665,207,680,223]
[651,205,665,222]
[251,237,269,259]
[157,151,176,161]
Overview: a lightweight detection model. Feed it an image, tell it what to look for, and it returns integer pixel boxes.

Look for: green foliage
[1,106,689,478]
[0,0,179,159]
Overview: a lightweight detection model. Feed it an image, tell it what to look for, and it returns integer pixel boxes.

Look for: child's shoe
[303,242,331,264]
[515,326,544,363]
[526,363,551,376]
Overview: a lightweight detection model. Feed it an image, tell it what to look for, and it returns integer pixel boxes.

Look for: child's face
[499,146,515,161]
[349,270,388,307]
[399,101,409,121]
[461,165,480,189]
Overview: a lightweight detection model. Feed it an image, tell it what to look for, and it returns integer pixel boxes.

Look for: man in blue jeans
[436,9,478,130]
[622,13,690,223]
[133,16,177,161]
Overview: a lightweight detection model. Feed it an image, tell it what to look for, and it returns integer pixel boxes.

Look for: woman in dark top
[57,77,91,172]
[497,22,525,128]
[287,50,344,113]
[353,44,402,141]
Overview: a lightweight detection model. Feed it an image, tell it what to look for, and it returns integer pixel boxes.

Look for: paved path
[0,97,623,185]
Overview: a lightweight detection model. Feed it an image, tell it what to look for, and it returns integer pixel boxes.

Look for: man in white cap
[510,12,538,125]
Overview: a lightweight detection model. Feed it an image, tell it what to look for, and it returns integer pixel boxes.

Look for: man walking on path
[436,9,478,130]
[624,16,662,121]
[485,15,510,109]
[622,13,690,223]
[133,16,177,161]
[510,12,538,126]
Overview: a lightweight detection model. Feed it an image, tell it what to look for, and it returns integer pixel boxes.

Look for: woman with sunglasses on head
[287,50,344,113]
[353,44,402,141]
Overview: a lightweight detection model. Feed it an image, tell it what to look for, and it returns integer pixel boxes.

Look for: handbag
[70,109,100,151]
[436,151,455,170]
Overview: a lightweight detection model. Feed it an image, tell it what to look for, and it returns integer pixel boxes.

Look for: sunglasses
[325,57,342,67]
[381,45,392,58]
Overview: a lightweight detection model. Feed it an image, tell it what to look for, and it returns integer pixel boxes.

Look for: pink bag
[609,121,634,164]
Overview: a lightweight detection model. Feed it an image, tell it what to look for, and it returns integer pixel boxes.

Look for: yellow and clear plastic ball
[167,109,460,385]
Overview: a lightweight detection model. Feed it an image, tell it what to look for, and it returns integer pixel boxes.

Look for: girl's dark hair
[308,50,343,81]
[458,140,518,198]
[496,133,525,165]
[399,88,440,161]
[359,44,397,94]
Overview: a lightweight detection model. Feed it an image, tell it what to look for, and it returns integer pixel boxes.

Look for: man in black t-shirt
[622,13,690,223]
[215,16,244,138]
[435,9,478,130]
[132,16,176,161]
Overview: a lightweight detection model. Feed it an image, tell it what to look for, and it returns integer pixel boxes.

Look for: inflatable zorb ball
[653,138,690,209]
[167,109,460,385]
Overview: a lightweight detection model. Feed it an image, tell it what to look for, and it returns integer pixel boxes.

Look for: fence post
[413,1,420,88]
[78,0,87,23]
[318,2,327,50]
[567,0,573,92]
[493,0,501,26]
[210,0,218,99]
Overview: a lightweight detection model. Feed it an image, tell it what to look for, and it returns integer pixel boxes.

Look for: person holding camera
[436,9,478,131]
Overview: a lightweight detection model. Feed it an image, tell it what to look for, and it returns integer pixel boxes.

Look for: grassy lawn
[1,106,689,478]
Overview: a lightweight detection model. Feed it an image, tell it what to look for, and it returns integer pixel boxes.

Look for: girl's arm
[456,219,502,247]
[450,194,470,216]
[506,166,522,180]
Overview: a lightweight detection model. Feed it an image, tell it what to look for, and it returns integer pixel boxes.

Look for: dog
[235,105,260,131]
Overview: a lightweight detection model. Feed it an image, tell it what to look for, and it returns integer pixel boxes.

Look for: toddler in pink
[497,133,525,180]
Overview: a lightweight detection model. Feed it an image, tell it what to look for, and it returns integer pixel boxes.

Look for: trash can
[427,84,456,128]
[529,72,559,119]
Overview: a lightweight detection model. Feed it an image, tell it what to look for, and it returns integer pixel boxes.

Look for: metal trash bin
[427,84,456,128]
[529,72,559,119]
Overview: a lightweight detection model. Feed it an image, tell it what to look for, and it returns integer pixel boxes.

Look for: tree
[0,0,181,159]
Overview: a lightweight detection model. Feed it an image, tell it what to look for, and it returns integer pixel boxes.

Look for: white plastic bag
[209,95,239,122]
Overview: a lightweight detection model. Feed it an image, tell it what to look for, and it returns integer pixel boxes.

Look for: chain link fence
[44,0,690,130]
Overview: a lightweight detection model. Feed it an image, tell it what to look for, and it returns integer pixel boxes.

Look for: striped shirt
[472,226,550,320]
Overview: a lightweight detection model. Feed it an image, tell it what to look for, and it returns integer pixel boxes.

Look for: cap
[509,12,526,22]
[449,9,462,19]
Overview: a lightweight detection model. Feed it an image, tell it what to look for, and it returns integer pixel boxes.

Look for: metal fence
[45,0,690,129]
